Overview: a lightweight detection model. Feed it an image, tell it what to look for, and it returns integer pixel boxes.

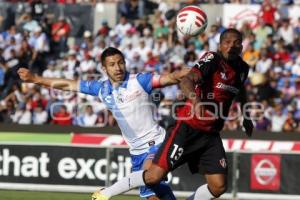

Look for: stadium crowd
[0,0,300,133]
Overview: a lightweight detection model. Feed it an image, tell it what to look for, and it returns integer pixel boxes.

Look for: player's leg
[141,159,160,200]
[92,122,185,200]
[205,173,227,198]
[186,132,228,200]
[143,154,176,200]
[92,163,168,200]
[130,152,159,200]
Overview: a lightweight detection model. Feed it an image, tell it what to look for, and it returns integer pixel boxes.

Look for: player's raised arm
[18,68,79,92]
[179,69,202,104]
[157,67,191,87]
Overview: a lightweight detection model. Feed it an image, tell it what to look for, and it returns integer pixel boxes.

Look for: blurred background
[0,0,300,200]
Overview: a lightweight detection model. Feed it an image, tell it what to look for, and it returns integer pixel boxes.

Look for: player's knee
[147,196,160,200]
[144,173,162,185]
[143,167,166,186]
[209,182,227,198]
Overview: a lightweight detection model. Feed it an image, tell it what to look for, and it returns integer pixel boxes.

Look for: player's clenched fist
[18,68,35,82]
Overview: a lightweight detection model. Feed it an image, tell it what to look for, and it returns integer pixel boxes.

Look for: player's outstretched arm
[159,67,190,87]
[18,68,79,92]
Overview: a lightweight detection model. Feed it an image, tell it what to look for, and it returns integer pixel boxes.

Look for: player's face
[103,54,126,84]
[219,33,243,61]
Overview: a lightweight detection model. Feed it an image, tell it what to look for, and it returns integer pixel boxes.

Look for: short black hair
[100,47,125,64]
[220,28,243,42]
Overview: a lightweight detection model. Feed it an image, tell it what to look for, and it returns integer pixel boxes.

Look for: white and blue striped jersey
[79,72,166,155]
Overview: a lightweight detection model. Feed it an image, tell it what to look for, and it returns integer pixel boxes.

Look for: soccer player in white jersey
[18,47,190,200]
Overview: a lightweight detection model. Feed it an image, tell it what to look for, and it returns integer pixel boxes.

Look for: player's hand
[243,118,253,137]
[18,68,35,82]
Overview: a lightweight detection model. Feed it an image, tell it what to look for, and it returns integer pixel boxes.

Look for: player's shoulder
[195,51,220,70]
[199,51,220,63]
[239,57,250,71]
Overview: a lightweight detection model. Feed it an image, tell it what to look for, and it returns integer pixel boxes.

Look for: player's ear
[101,63,107,73]
[239,44,243,54]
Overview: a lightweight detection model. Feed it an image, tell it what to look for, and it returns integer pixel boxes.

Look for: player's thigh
[153,121,188,172]
[198,133,228,175]
[143,144,161,170]
[143,159,153,170]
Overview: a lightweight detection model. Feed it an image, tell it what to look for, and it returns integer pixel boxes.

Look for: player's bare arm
[179,70,205,117]
[158,67,190,87]
[18,68,79,92]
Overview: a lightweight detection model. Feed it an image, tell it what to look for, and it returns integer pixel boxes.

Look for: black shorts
[153,121,228,174]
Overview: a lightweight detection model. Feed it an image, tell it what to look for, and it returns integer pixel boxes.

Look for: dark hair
[100,47,125,64]
[220,28,243,42]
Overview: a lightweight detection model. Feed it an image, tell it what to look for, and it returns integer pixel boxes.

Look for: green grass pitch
[0,190,187,200]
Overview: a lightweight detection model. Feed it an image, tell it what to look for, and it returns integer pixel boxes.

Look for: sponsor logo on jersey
[216,82,239,94]
[200,52,214,63]
[220,72,227,80]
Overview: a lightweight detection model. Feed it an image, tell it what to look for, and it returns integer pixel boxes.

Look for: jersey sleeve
[136,72,160,94]
[79,80,103,96]
[192,52,219,82]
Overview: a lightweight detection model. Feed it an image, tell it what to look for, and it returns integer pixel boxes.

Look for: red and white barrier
[71,133,300,152]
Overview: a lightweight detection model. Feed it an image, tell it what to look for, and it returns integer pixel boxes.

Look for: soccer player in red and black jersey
[92,28,253,200]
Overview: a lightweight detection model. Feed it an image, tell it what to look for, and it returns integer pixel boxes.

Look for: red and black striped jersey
[177,51,249,132]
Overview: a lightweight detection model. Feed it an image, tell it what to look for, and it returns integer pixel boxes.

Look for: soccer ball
[176,5,208,37]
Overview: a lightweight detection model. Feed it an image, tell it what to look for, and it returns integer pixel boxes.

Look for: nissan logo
[254,159,277,185]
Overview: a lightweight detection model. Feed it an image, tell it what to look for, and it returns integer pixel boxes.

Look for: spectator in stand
[42,60,61,78]
[259,0,278,27]
[30,0,45,21]
[294,17,300,36]
[184,50,197,67]
[78,105,97,127]
[52,104,72,125]
[28,26,50,75]
[3,37,20,61]
[208,24,220,52]
[0,99,14,123]
[51,16,71,56]
[1,25,23,48]
[115,16,132,38]
[92,39,106,60]
[136,16,153,37]
[255,50,272,74]
[11,104,32,125]
[273,44,291,63]
[265,104,287,132]
[154,19,168,38]
[32,105,48,124]
[62,49,80,79]
[242,43,260,68]
[153,36,168,58]
[253,19,273,50]
[278,18,295,46]
[283,106,298,132]
[78,52,96,74]
[1,49,21,99]
[96,20,111,38]
[17,13,39,34]
[30,90,48,110]
[118,0,140,21]
[144,51,161,72]
[133,38,151,62]
[81,30,94,51]
[0,59,5,87]
[18,39,33,68]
